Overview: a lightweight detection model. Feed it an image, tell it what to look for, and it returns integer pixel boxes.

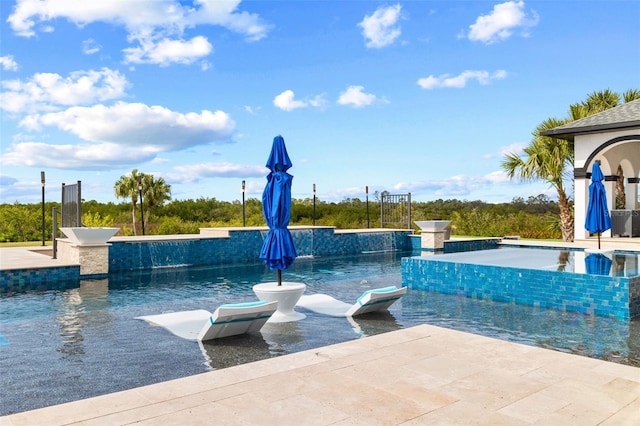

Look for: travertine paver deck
[0,246,74,270]
[2,324,638,425]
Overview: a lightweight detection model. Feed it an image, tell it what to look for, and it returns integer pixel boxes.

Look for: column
[574,171,589,240]
[603,175,618,237]
[57,239,111,276]
[627,177,639,210]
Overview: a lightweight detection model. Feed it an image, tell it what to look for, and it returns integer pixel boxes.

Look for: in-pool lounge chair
[297,286,407,317]
[345,286,407,316]
[197,300,278,341]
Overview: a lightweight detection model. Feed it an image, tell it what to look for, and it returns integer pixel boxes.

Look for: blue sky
[1,0,638,205]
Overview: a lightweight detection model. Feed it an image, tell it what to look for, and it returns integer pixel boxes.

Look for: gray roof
[541,98,640,141]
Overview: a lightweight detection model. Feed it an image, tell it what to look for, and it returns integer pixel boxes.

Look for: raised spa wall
[402,254,640,320]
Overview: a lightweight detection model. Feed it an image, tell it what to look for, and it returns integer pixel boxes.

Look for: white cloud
[0,175,19,186]
[359,4,402,49]
[7,0,269,65]
[19,101,235,150]
[0,174,37,202]
[82,38,101,55]
[0,55,18,71]
[0,68,129,114]
[189,0,272,42]
[337,85,378,107]
[417,70,508,89]
[0,141,158,169]
[168,162,266,184]
[8,0,269,39]
[483,142,526,159]
[308,94,328,109]
[393,170,513,197]
[467,1,539,44]
[123,35,213,66]
[1,100,236,169]
[273,90,308,111]
[483,170,512,184]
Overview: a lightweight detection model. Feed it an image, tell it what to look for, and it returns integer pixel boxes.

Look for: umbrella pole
[277,269,282,286]
[597,232,601,249]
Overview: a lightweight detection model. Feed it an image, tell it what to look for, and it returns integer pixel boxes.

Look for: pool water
[432,246,639,276]
[1,251,639,415]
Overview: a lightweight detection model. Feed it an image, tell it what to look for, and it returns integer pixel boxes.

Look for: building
[542,99,640,240]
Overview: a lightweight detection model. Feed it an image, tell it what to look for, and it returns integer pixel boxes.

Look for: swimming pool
[1,251,639,415]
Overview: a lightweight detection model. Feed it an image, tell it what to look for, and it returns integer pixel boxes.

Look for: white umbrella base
[253,282,306,323]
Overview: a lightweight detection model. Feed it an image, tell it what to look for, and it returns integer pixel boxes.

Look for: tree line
[0,194,561,243]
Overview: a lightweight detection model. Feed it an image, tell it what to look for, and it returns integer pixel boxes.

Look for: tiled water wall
[109,228,414,272]
[407,236,500,253]
[0,266,80,293]
[402,255,640,319]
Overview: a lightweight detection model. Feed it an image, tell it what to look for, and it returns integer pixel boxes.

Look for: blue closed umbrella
[585,162,612,249]
[259,135,298,285]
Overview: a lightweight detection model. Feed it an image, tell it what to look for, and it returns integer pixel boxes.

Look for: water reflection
[348,311,401,337]
[611,252,639,277]
[401,289,637,366]
[199,333,271,370]
[584,253,612,276]
[56,279,112,364]
[260,321,306,348]
[556,250,571,272]
[56,288,86,362]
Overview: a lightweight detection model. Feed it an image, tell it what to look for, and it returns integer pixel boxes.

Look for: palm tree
[114,169,142,235]
[502,118,575,242]
[623,89,640,102]
[141,174,171,228]
[569,89,620,120]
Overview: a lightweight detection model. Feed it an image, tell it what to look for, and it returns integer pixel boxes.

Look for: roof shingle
[542,98,640,140]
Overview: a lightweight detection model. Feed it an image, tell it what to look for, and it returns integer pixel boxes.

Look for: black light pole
[366,185,370,229]
[41,171,45,246]
[138,175,145,236]
[313,184,316,226]
[242,180,246,227]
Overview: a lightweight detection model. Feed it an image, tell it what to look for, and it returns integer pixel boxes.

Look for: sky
[1,0,639,206]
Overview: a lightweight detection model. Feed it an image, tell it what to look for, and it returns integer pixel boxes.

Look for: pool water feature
[403,247,640,319]
[1,251,639,416]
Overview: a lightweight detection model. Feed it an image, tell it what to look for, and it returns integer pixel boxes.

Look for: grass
[0,241,52,248]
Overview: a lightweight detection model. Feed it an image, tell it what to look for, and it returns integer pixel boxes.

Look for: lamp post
[138,175,145,236]
[366,185,370,229]
[41,171,45,246]
[313,184,316,226]
[242,180,246,227]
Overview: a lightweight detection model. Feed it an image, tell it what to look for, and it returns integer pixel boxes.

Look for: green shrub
[155,216,200,235]
[82,212,114,227]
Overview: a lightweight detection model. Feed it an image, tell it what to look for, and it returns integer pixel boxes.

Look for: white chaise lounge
[297,286,407,317]
[136,300,278,341]
[197,300,278,341]
[345,286,407,316]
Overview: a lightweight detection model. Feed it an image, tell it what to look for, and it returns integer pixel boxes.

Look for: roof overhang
[541,121,640,142]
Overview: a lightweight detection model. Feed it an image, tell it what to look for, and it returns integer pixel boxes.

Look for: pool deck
[1,324,639,425]
[1,238,640,425]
